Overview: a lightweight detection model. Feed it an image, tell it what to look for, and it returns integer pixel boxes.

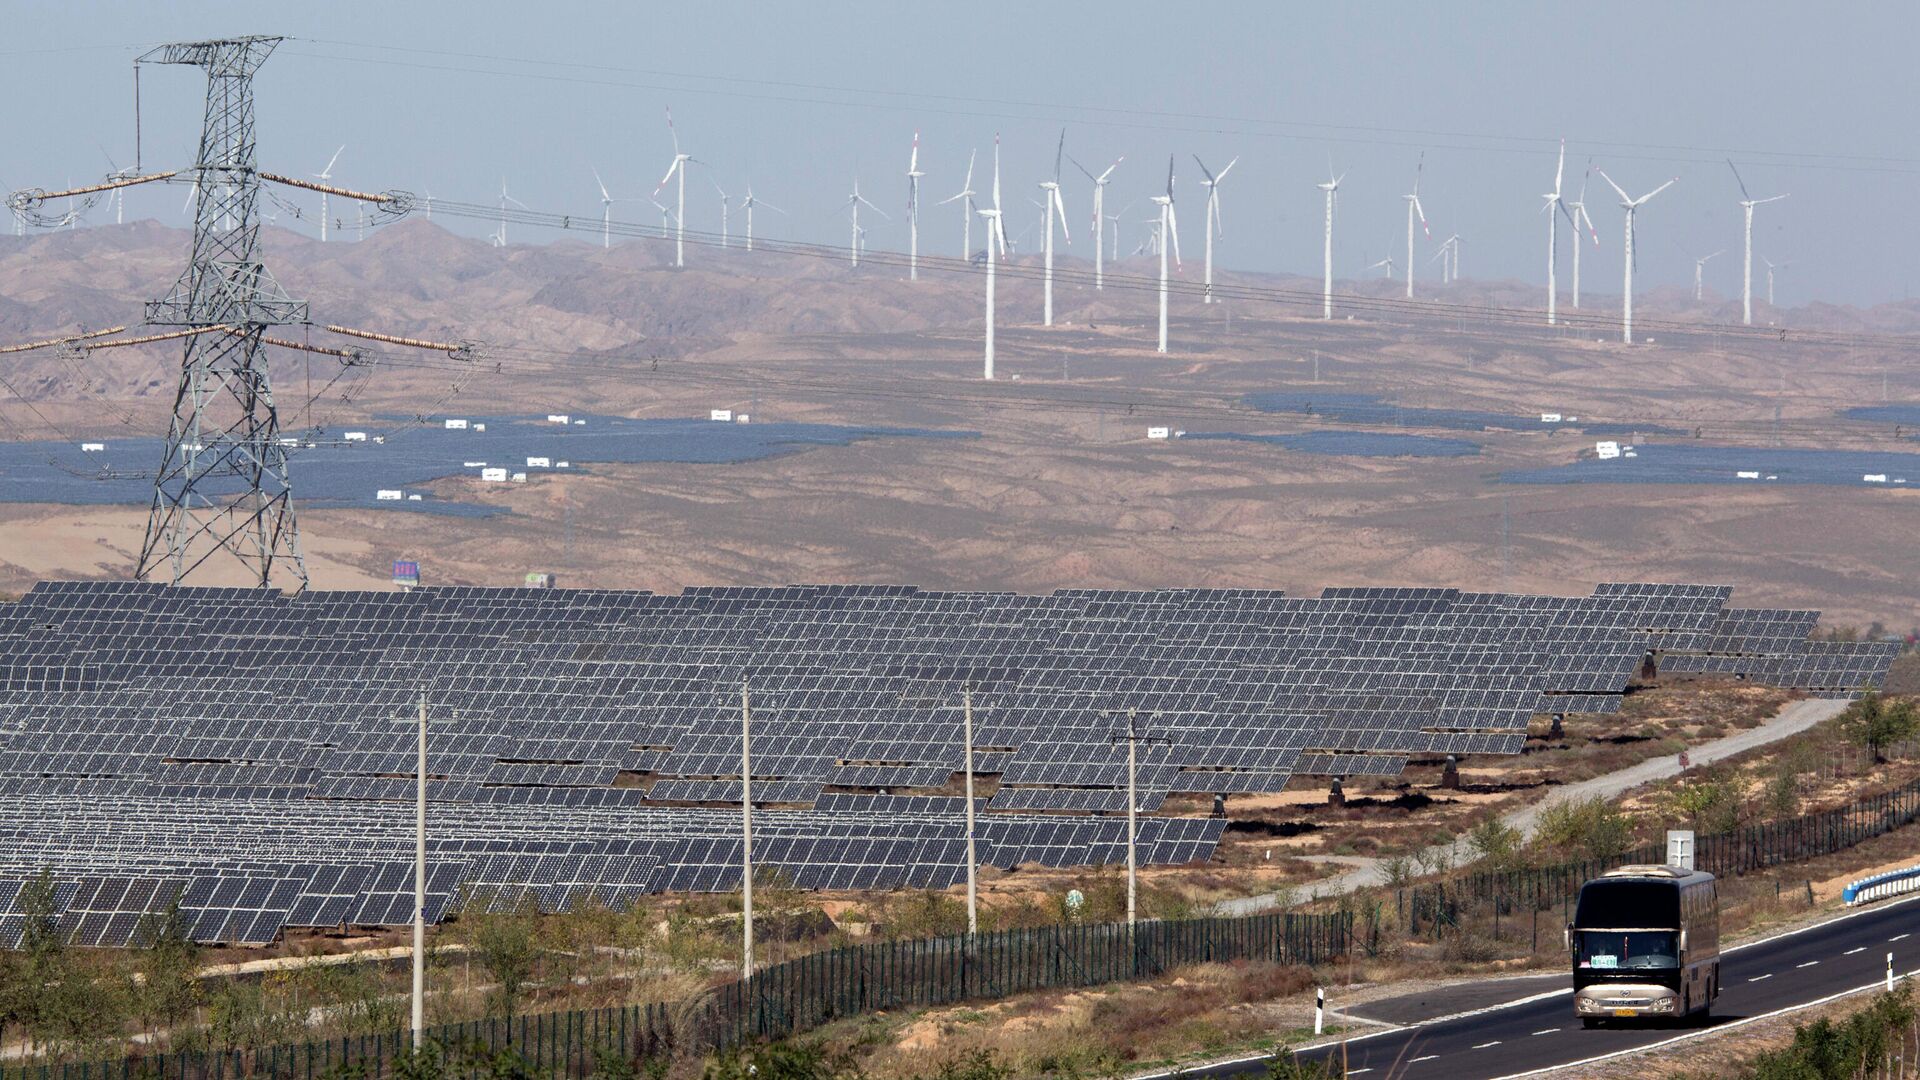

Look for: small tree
[466,891,541,1030]
[1840,691,1919,764]
[15,868,69,1055]
[135,893,202,1046]
[1466,818,1523,871]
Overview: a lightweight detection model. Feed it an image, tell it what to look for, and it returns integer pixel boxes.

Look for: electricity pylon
[136,37,310,589]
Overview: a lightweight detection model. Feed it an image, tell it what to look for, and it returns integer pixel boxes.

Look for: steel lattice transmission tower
[137,36,310,589]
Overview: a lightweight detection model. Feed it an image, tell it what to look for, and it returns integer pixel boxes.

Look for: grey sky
[7,2,1918,307]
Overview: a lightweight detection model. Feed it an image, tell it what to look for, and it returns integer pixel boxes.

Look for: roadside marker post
[1315,987,1325,1035]
[1890,952,1896,992]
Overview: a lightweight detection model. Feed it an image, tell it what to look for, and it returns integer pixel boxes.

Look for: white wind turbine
[1541,139,1578,325]
[1764,256,1790,307]
[842,178,887,268]
[102,152,135,225]
[1365,255,1397,279]
[313,144,344,242]
[1194,154,1237,304]
[714,180,732,248]
[1069,154,1121,290]
[494,178,527,247]
[1432,234,1461,283]
[905,131,924,280]
[652,107,693,267]
[1566,161,1601,308]
[1151,155,1182,354]
[1694,250,1722,302]
[1038,130,1071,325]
[1727,160,1787,327]
[1402,154,1430,299]
[592,168,621,249]
[741,186,783,251]
[649,197,673,239]
[977,135,1009,380]
[1596,169,1678,344]
[1317,164,1344,319]
[938,149,978,261]
[422,186,434,222]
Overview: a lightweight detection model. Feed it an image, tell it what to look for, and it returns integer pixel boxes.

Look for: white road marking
[1891,933,1910,942]
[1531,1028,1560,1035]
[1409,1055,1439,1064]
[1472,1041,1503,1049]
[1749,973,1774,982]
[1348,1070,1372,1076]
[1846,947,1867,955]
[1797,960,1820,968]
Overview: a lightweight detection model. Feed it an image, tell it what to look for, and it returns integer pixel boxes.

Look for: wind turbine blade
[1052,187,1069,243]
[1211,191,1223,237]
[664,106,679,156]
[593,167,610,203]
[1726,158,1751,201]
[963,149,975,192]
[1413,151,1424,195]
[1165,154,1175,198]
[1215,156,1238,182]
[1413,196,1428,234]
[1167,204,1181,268]
[1068,153,1097,183]
[1193,155,1215,184]
[909,130,919,173]
[654,160,679,194]
[760,200,787,215]
[991,134,1002,210]
[1596,169,1632,204]
[322,144,344,176]
[1053,128,1065,183]
[1757,193,1789,205]
[1642,177,1679,203]
[1558,200,1578,230]
[1554,138,1566,196]
[1098,156,1123,183]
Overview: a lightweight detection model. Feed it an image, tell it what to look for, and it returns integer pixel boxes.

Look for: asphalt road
[1171,893,1920,1079]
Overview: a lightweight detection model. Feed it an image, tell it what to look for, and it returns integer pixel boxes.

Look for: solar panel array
[0,579,1891,947]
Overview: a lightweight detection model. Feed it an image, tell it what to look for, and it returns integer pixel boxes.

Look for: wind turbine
[592,168,620,249]
[1432,234,1461,283]
[1566,161,1601,308]
[649,197,673,239]
[714,180,732,248]
[422,186,434,222]
[313,145,344,242]
[1151,155,1182,354]
[939,149,977,261]
[1694,250,1723,302]
[652,107,693,267]
[1764,256,1790,307]
[906,131,924,281]
[1727,160,1787,326]
[1194,154,1237,304]
[102,152,135,225]
[1104,199,1132,268]
[1038,129,1070,325]
[1317,164,1344,319]
[741,186,783,251]
[494,178,527,247]
[1596,169,1678,344]
[1365,255,1396,279]
[1403,154,1430,299]
[1541,139,1578,325]
[977,134,1008,379]
[843,178,887,268]
[1069,153,1122,290]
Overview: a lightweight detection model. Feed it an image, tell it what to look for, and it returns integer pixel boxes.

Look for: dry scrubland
[0,222,1918,624]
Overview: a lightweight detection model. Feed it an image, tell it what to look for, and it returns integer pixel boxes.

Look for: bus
[1568,864,1719,1026]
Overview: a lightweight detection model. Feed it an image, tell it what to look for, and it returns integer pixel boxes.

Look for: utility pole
[1106,709,1170,927]
[412,691,427,1045]
[134,37,309,588]
[740,681,755,979]
[963,688,979,935]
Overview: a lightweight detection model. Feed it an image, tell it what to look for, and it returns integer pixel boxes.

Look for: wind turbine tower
[906,132,923,280]
[313,145,343,241]
[939,149,977,261]
[741,187,782,251]
[1403,155,1429,299]
[1567,161,1600,308]
[593,168,619,249]
[1151,156,1182,353]
[1318,165,1343,319]
[653,107,692,267]
[1597,169,1678,344]
[978,135,1008,379]
[1727,160,1787,326]
[1694,250,1722,302]
[1542,139,1577,325]
[844,178,887,268]
[1194,154,1236,304]
[1038,130,1070,325]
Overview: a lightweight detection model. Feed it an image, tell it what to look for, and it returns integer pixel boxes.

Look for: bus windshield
[1577,930,1680,970]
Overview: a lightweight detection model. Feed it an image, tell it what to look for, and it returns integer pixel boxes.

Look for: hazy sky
[6,2,1919,307]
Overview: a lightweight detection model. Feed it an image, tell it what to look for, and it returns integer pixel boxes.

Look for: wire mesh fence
[1,909,1351,1079]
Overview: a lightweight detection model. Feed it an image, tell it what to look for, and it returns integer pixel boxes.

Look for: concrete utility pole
[963,688,979,935]
[1107,709,1170,927]
[740,681,755,979]
[411,691,427,1045]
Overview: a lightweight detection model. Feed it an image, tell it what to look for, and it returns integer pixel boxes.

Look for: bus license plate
[1612,1009,1636,1017]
